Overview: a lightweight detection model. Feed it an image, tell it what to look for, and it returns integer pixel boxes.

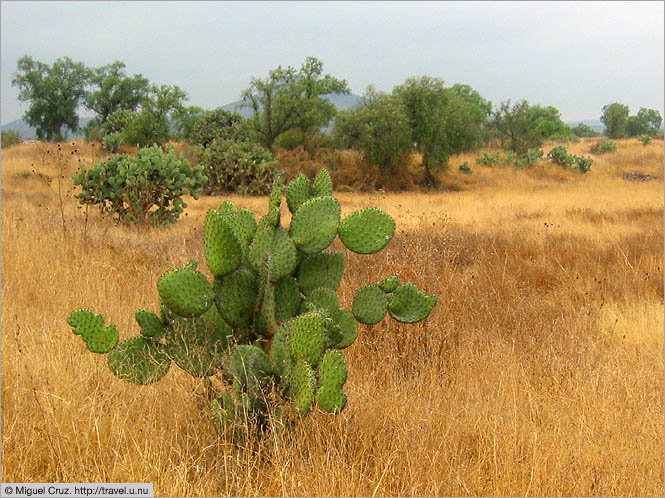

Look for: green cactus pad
[157,268,215,318]
[204,210,242,277]
[352,285,388,324]
[256,279,276,337]
[270,320,293,378]
[303,287,340,317]
[265,174,283,226]
[212,393,235,430]
[318,350,348,386]
[135,309,164,338]
[249,226,297,282]
[312,169,333,197]
[290,357,315,415]
[331,308,358,349]
[213,269,258,328]
[218,201,236,216]
[108,336,171,385]
[379,276,400,293]
[234,208,258,245]
[228,345,273,391]
[288,312,327,367]
[286,173,311,214]
[316,385,347,414]
[67,309,103,336]
[166,306,232,377]
[338,207,395,254]
[297,250,345,296]
[289,196,341,254]
[274,277,302,323]
[387,283,437,323]
[83,323,119,354]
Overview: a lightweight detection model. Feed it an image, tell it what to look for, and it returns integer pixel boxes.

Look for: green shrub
[475,151,500,166]
[101,132,123,153]
[638,135,652,146]
[500,150,517,165]
[72,144,207,225]
[66,171,437,436]
[458,162,473,175]
[514,148,543,169]
[197,139,281,196]
[546,145,574,168]
[573,155,593,174]
[189,109,245,148]
[591,140,617,155]
[1,130,22,148]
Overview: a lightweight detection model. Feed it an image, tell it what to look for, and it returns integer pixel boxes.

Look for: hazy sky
[1,1,663,124]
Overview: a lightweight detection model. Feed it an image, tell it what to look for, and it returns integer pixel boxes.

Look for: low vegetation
[1,136,662,496]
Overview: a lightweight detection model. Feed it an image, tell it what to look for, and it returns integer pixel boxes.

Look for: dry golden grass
[1,138,663,496]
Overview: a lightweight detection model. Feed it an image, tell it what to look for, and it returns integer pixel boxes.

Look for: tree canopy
[241,56,349,151]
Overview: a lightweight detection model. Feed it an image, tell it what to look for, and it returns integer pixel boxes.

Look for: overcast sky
[1,1,663,125]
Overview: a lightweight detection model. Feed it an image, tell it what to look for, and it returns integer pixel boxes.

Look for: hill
[1,116,94,140]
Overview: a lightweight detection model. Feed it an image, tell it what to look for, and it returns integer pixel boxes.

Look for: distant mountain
[1,116,94,140]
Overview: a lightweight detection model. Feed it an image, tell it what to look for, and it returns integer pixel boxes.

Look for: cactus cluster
[67,170,436,428]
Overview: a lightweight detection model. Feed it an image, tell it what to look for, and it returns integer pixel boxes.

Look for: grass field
[1,138,663,496]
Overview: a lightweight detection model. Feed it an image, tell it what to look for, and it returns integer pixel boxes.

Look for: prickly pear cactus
[67,169,437,430]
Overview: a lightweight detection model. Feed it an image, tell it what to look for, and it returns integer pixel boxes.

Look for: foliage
[11,55,91,142]
[188,108,246,147]
[241,56,349,151]
[571,123,600,138]
[101,132,124,153]
[171,105,206,141]
[546,145,574,168]
[489,100,572,154]
[393,76,490,185]
[333,85,412,171]
[546,145,592,173]
[72,144,207,225]
[513,148,543,169]
[67,171,437,436]
[475,151,500,166]
[638,134,652,146]
[458,162,473,175]
[1,130,22,148]
[600,102,630,138]
[573,155,593,174]
[84,60,150,125]
[626,108,663,137]
[591,140,617,155]
[197,138,281,195]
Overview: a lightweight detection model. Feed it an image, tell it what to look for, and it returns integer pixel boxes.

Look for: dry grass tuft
[1,139,663,496]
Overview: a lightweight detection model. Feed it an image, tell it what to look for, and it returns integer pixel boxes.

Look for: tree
[241,56,349,152]
[85,61,150,125]
[187,108,246,147]
[489,100,570,154]
[333,85,412,171]
[11,55,91,141]
[393,76,490,185]
[571,123,600,138]
[626,107,663,136]
[600,102,630,138]
[121,84,188,147]
[171,105,206,141]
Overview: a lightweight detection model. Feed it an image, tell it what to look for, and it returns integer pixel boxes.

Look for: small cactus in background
[67,170,436,432]
[638,134,652,146]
